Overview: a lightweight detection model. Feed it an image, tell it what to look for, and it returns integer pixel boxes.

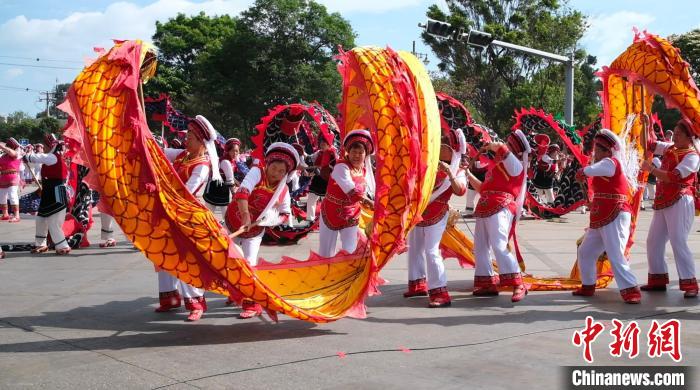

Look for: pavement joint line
[153,308,692,388]
[0,318,198,389]
[519,239,570,275]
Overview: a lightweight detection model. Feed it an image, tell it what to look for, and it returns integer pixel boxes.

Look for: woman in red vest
[641,119,700,298]
[226,142,299,318]
[404,129,467,307]
[0,138,23,222]
[468,130,530,302]
[306,134,337,223]
[156,115,220,322]
[24,134,71,255]
[318,130,374,257]
[573,129,641,303]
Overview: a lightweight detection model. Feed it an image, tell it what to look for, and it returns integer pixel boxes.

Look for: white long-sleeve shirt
[164,148,210,195]
[238,166,291,226]
[654,142,700,178]
[583,157,616,177]
[503,152,524,177]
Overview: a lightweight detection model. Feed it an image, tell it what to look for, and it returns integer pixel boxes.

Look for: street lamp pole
[420,20,576,124]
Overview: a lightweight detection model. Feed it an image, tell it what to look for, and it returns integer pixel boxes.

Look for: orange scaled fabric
[59,40,440,323]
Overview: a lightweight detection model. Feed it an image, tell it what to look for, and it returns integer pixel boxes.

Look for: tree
[423,0,595,132]
[0,114,61,144]
[197,0,355,137]
[146,12,237,110]
[36,83,71,119]
[670,29,700,82]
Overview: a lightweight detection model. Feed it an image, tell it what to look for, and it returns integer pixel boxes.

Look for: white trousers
[35,209,70,250]
[577,211,637,289]
[407,213,448,289]
[0,186,19,205]
[306,193,320,221]
[644,183,656,200]
[157,271,203,298]
[646,195,696,279]
[474,209,521,277]
[100,213,115,241]
[205,202,228,221]
[536,188,555,204]
[233,230,265,266]
[465,189,480,210]
[318,217,358,257]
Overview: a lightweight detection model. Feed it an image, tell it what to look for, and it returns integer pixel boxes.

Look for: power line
[0,61,81,70]
[0,55,83,64]
[0,84,42,92]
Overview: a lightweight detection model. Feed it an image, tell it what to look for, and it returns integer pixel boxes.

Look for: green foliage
[0,112,61,143]
[670,29,700,82]
[146,0,355,140]
[424,0,598,133]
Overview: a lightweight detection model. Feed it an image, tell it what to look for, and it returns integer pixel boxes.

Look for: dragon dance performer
[641,119,700,298]
[0,138,23,222]
[24,134,71,255]
[226,142,299,318]
[156,115,221,322]
[318,130,374,257]
[468,130,530,302]
[573,129,641,303]
[306,134,337,223]
[203,141,236,220]
[533,144,560,205]
[404,129,467,307]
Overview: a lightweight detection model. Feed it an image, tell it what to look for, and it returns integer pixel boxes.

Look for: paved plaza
[1,197,698,389]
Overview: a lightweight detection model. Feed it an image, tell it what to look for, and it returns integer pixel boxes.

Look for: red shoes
[620,286,642,304]
[55,247,71,255]
[573,285,596,296]
[499,273,527,303]
[239,299,263,319]
[511,285,528,303]
[473,275,500,296]
[403,278,428,298]
[640,273,669,291]
[184,296,207,321]
[680,278,699,298]
[155,290,181,312]
[428,287,451,308]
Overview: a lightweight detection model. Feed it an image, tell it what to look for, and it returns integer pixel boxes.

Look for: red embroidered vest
[314,149,336,180]
[227,173,286,239]
[418,170,466,226]
[40,152,68,181]
[653,147,697,210]
[172,151,210,194]
[474,156,524,218]
[0,154,21,188]
[589,158,631,229]
[320,162,365,230]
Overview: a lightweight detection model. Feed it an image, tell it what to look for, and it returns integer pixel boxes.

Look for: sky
[0,0,698,117]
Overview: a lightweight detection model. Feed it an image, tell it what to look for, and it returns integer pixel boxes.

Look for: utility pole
[411,40,430,65]
[420,19,576,124]
[38,91,54,118]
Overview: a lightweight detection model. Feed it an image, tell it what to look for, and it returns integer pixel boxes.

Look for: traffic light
[466,30,494,49]
[424,19,456,39]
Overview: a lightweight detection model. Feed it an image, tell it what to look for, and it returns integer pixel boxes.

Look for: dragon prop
[251,102,341,245]
[512,107,590,219]
[524,31,700,291]
[58,41,439,323]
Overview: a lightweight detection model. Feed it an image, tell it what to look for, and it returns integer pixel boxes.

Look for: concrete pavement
[0,200,698,389]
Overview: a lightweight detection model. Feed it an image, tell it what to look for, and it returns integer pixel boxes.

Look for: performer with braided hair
[155,115,220,321]
[318,130,374,257]
[24,134,71,255]
[469,130,530,302]
[573,129,641,303]
[404,129,467,307]
[226,142,299,318]
[641,119,700,298]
